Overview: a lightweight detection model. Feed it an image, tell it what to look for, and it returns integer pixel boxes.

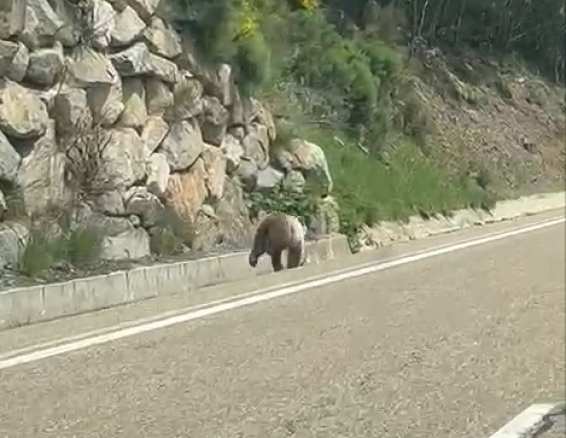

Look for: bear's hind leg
[271,249,284,272]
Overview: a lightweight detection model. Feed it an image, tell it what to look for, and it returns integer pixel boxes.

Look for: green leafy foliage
[244,188,316,228]
[20,226,102,277]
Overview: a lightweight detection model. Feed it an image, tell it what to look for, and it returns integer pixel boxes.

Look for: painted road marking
[486,403,563,438]
[0,216,563,371]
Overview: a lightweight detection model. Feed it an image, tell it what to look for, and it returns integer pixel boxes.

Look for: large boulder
[110,42,178,84]
[48,0,79,47]
[0,0,26,40]
[91,0,116,50]
[0,79,49,139]
[0,40,29,82]
[124,186,165,227]
[282,138,333,196]
[25,44,64,87]
[142,16,181,59]
[164,158,208,223]
[191,177,253,251]
[282,170,306,193]
[0,222,29,269]
[141,116,168,153]
[119,77,147,129]
[242,122,269,169]
[51,87,92,137]
[159,119,204,171]
[110,4,146,47]
[15,120,70,217]
[87,75,124,127]
[145,77,173,116]
[99,218,151,261]
[0,131,21,184]
[27,0,64,44]
[124,0,161,23]
[201,144,226,200]
[165,73,203,121]
[20,5,40,49]
[96,127,148,191]
[247,98,276,141]
[235,158,258,191]
[68,48,118,86]
[92,190,125,216]
[145,152,169,197]
[255,166,284,191]
[200,96,228,146]
[221,133,244,174]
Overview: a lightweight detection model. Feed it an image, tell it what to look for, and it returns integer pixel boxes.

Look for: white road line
[486,403,559,438]
[0,216,563,371]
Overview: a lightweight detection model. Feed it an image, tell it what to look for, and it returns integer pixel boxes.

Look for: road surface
[0,210,564,438]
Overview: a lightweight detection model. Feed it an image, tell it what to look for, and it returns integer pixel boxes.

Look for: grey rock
[96,127,148,191]
[282,170,306,193]
[93,190,126,216]
[100,226,150,260]
[0,131,20,183]
[69,48,119,86]
[0,40,19,76]
[202,144,226,200]
[145,77,173,116]
[124,0,161,23]
[0,222,29,268]
[256,166,284,191]
[124,186,165,227]
[164,73,203,121]
[0,79,49,139]
[159,119,204,171]
[119,77,147,129]
[242,122,269,169]
[285,138,333,196]
[235,158,258,191]
[6,41,29,82]
[201,96,228,146]
[110,42,178,84]
[146,152,169,197]
[141,116,168,153]
[51,87,92,137]
[91,0,116,50]
[221,133,244,174]
[0,0,26,40]
[87,76,124,127]
[142,16,181,59]
[25,44,64,87]
[111,4,146,47]
[27,0,63,43]
[15,120,70,217]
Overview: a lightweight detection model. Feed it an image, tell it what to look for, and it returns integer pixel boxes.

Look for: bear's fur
[248,212,307,272]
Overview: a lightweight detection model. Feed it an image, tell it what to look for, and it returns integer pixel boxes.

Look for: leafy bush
[244,188,316,227]
[19,224,102,277]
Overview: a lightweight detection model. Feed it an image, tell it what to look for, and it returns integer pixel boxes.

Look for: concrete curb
[0,234,351,331]
[359,191,565,250]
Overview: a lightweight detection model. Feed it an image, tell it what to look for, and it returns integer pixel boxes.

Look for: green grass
[19,226,103,277]
[294,126,494,237]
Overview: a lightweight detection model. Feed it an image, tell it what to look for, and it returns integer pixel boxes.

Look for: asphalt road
[0,211,564,438]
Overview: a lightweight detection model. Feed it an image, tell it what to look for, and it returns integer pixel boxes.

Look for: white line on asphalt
[0,216,563,371]
[486,402,558,438]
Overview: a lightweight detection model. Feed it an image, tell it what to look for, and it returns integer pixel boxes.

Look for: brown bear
[248,212,307,272]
